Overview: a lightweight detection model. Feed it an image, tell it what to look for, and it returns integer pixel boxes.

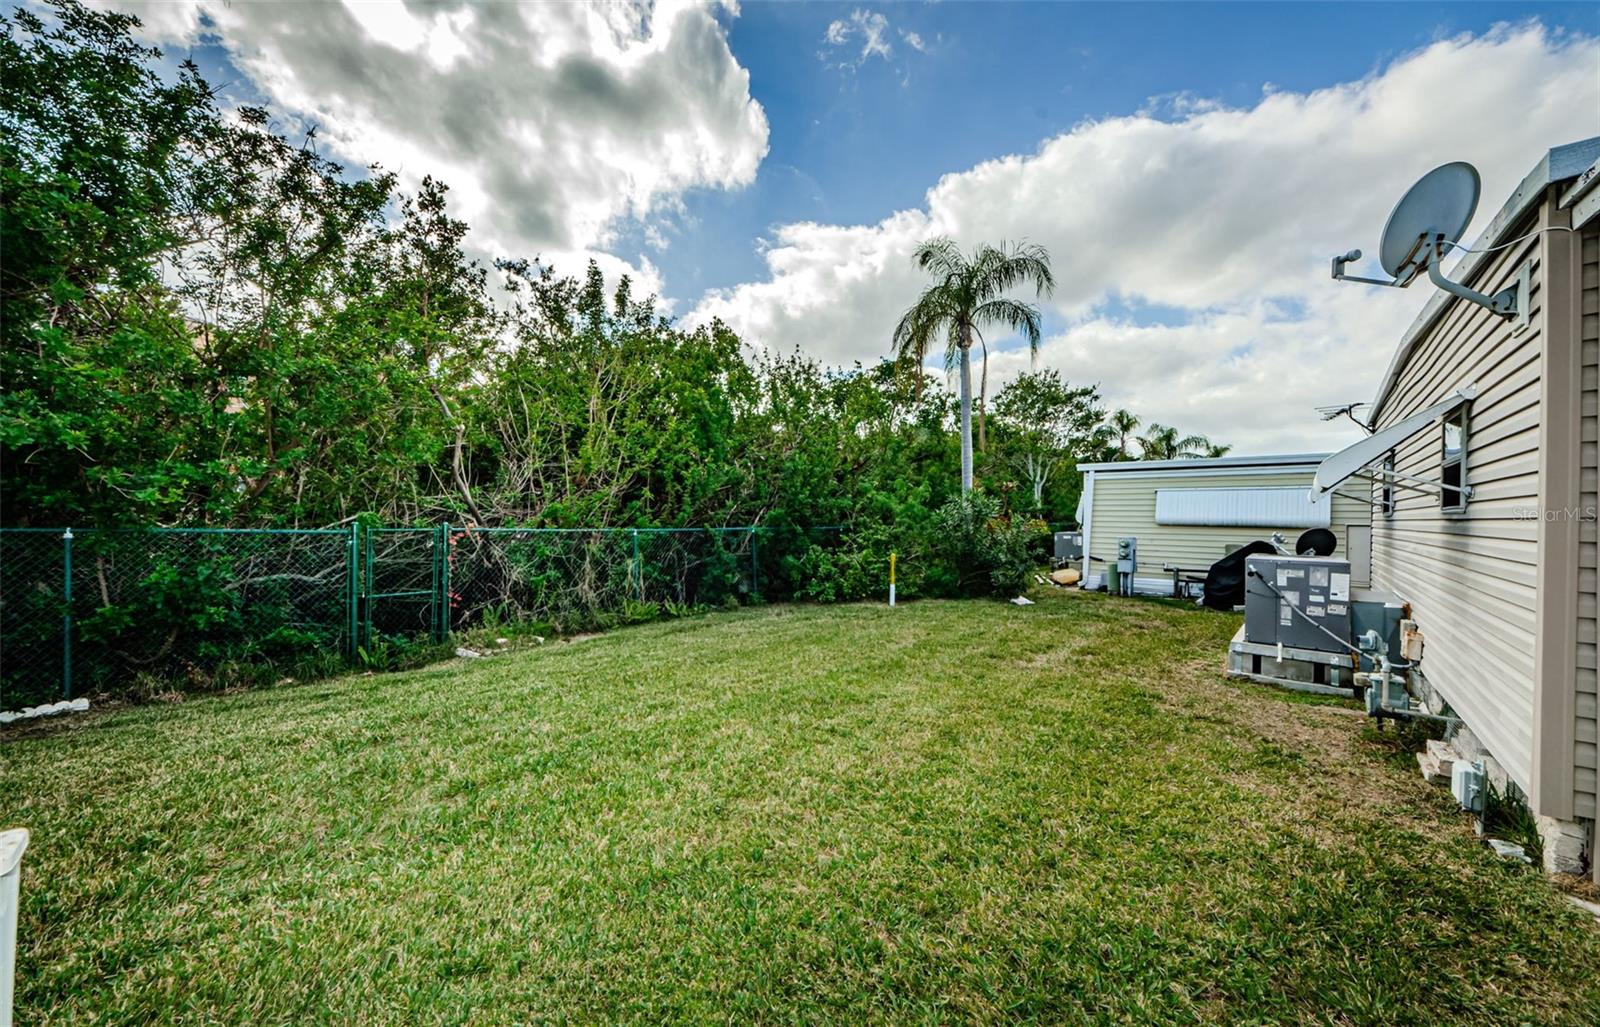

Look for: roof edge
[1078,452,1330,473]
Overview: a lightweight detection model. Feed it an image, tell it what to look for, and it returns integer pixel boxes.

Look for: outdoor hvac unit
[1053,531,1083,562]
[1243,555,1352,654]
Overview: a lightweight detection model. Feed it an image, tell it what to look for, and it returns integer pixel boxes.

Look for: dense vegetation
[1,3,1225,600]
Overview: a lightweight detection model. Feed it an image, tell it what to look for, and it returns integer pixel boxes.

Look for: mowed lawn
[4,592,1599,1025]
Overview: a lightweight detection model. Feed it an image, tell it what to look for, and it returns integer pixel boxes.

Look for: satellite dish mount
[1332,161,1519,319]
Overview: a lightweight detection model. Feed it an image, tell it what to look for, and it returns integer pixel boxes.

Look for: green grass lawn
[4,590,1598,1025]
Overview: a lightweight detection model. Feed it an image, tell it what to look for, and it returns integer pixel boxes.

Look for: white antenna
[1331,161,1519,319]
[1315,401,1371,434]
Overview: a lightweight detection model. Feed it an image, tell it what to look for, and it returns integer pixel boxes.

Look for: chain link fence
[1,525,844,708]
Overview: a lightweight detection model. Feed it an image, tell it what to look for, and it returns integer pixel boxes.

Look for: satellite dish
[1295,528,1337,558]
[1377,162,1479,285]
[1330,159,1520,319]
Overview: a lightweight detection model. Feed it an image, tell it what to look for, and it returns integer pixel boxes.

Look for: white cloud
[901,30,928,54]
[694,23,1598,453]
[115,0,769,296]
[821,9,894,67]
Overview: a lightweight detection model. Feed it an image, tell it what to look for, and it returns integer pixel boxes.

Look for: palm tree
[1200,440,1232,458]
[1107,409,1140,460]
[893,238,1054,491]
[1138,423,1212,460]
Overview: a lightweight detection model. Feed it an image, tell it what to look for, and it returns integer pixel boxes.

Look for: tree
[1106,409,1141,460]
[992,370,1102,512]
[1137,423,1212,461]
[892,238,1054,492]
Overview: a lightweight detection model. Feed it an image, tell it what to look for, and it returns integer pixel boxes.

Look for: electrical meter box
[1115,537,1137,575]
[1053,532,1083,562]
[1243,555,1353,654]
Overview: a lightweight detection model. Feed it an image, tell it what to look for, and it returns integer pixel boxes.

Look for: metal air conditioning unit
[1053,532,1083,563]
[1243,555,1352,653]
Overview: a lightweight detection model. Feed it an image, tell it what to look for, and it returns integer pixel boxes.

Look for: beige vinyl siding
[1370,213,1545,795]
[1576,224,1598,819]
[1087,469,1368,584]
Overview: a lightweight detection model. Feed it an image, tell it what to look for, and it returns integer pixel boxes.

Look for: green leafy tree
[991,370,1103,514]
[892,238,1054,493]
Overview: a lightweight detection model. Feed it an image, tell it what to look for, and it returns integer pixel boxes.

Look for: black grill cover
[1200,540,1278,611]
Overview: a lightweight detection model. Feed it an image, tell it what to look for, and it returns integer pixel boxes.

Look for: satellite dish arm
[1424,238,1518,317]
[1330,249,1400,288]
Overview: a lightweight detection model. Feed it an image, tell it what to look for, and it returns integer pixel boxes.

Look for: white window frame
[1379,451,1396,517]
[1440,406,1469,512]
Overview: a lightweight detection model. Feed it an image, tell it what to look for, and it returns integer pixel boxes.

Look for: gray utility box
[1053,532,1083,562]
[1350,588,1405,671]
[1244,555,1353,655]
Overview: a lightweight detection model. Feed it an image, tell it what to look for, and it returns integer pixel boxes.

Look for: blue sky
[641,1,1598,299]
[117,1,1599,450]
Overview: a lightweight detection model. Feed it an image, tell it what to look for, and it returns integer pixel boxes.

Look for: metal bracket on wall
[1424,239,1519,320]
[1509,261,1533,334]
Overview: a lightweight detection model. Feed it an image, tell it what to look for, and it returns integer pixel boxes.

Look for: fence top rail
[0,526,349,536]
[459,525,847,535]
[3,524,848,536]
[463,526,758,535]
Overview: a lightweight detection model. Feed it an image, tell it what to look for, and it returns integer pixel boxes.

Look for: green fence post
[61,528,73,700]
[347,523,360,661]
[749,528,759,599]
[363,527,374,654]
[632,529,643,601]
[438,523,451,642]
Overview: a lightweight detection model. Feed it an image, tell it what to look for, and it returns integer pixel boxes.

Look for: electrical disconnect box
[1451,761,1484,812]
[1053,532,1083,562]
[1400,620,1425,663]
[1243,555,1353,654]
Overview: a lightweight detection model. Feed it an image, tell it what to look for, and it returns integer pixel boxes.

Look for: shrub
[921,493,1046,598]
[791,523,905,603]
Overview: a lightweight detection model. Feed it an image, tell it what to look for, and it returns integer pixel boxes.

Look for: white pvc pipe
[0,829,28,1027]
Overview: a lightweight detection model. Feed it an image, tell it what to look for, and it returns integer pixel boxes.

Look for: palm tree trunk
[977,337,989,455]
[959,327,974,492]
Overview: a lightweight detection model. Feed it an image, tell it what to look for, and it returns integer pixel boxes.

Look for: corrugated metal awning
[1155,487,1330,528]
[1311,387,1475,498]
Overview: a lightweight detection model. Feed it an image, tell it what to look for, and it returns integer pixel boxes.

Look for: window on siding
[1440,407,1468,511]
[1379,452,1395,517]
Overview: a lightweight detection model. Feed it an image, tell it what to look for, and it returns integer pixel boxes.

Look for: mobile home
[1313,136,1600,878]
[1076,454,1371,595]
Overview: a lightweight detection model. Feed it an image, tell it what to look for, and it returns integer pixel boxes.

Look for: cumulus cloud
[116,0,769,295]
[696,24,1598,452]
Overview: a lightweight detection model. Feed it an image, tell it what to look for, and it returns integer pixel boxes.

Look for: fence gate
[360,527,449,652]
